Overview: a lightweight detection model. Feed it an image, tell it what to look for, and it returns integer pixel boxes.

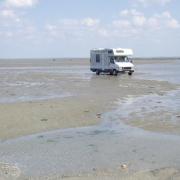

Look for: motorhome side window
[110,57,114,64]
[96,54,100,63]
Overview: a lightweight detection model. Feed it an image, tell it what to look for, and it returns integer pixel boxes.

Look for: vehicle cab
[110,55,134,75]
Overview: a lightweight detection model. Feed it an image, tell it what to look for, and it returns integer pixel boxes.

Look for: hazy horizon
[0,56,180,60]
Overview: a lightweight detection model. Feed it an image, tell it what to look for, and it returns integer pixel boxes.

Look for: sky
[0,0,180,58]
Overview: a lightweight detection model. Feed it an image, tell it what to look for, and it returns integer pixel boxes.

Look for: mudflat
[0,59,180,180]
[0,59,178,139]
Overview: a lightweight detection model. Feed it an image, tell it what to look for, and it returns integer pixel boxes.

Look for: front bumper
[119,67,134,72]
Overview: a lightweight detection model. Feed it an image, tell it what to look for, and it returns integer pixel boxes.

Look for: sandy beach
[0,59,180,179]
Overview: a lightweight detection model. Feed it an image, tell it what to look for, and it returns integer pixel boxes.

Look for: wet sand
[20,168,180,180]
[0,70,177,140]
[0,59,180,179]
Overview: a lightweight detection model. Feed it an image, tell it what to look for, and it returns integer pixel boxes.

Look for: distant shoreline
[134,57,180,60]
[0,57,180,61]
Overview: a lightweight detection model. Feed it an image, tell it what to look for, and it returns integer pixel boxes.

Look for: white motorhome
[90,48,134,75]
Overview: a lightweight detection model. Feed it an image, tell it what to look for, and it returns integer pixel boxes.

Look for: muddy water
[135,60,180,84]
[130,60,180,133]
[0,59,180,178]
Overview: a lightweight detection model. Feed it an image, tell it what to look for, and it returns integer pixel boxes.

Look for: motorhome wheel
[96,70,100,75]
[110,70,113,75]
[113,70,118,76]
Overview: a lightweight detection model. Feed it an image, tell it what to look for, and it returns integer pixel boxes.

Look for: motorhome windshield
[113,56,129,62]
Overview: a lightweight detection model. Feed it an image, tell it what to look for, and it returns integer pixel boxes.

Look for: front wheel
[128,71,133,76]
[113,70,118,76]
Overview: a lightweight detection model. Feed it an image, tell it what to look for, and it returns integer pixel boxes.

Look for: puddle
[111,90,180,126]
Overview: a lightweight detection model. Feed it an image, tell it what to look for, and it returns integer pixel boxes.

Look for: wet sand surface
[0,59,180,179]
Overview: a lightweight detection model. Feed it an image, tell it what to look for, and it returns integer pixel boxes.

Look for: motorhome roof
[91,48,133,56]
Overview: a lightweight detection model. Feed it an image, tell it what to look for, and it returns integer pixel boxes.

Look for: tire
[128,71,132,76]
[96,70,100,75]
[110,70,113,75]
[113,69,118,76]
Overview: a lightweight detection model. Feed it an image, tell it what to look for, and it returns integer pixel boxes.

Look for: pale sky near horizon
[0,0,180,58]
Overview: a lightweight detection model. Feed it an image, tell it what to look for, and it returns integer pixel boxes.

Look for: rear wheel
[96,70,100,75]
[113,69,118,76]
[110,70,113,75]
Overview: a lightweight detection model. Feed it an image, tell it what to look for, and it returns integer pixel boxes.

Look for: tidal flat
[0,58,180,180]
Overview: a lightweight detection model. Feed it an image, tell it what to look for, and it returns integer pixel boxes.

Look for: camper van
[90,48,134,75]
